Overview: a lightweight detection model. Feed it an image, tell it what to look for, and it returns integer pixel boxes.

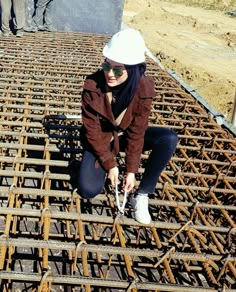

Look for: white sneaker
[130,194,151,224]
[16,29,24,37]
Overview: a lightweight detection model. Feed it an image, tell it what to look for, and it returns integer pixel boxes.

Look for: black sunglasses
[102,63,124,77]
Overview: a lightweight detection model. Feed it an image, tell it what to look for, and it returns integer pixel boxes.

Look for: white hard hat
[103,28,146,65]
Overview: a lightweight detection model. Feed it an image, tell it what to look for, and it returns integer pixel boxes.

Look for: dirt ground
[123,0,236,122]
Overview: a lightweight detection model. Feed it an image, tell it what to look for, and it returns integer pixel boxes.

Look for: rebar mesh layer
[0,32,235,292]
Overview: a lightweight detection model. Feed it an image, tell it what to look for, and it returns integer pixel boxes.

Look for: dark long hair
[111,63,146,118]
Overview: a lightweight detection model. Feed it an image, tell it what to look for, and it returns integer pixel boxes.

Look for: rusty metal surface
[0,31,235,291]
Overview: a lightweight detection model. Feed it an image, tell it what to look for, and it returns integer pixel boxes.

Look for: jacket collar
[83,70,107,94]
[83,70,154,97]
[83,70,155,128]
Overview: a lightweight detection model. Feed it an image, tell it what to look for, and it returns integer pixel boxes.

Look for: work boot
[41,25,55,32]
[24,26,38,32]
[130,193,151,224]
[16,29,24,37]
[1,30,10,37]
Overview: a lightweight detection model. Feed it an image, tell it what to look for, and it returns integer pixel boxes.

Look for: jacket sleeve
[125,95,153,173]
[81,90,117,171]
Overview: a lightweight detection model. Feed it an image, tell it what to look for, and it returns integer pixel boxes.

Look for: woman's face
[102,59,128,87]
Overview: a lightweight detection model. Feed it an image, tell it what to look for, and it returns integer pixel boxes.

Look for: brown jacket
[81,70,155,173]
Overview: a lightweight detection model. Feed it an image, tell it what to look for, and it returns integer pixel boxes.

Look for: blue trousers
[79,127,178,198]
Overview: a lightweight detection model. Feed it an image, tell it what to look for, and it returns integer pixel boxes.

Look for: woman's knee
[79,183,103,199]
[152,128,178,147]
[166,129,178,147]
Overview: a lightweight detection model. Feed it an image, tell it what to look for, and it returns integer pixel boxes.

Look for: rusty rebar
[0,31,235,291]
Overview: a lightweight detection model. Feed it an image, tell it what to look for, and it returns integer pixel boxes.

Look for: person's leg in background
[24,0,35,29]
[0,0,12,36]
[32,0,49,30]
[44,0,54,31]
[12,0,25,37]
[130,127,178,224]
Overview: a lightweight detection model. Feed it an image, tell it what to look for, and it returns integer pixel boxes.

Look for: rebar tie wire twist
[73,240,87,272]
[38,268,52,292]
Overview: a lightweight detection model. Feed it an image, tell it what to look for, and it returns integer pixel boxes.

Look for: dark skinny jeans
[79,127,178,198]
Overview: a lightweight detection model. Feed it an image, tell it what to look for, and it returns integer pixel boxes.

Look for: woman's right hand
[108,166,119,186]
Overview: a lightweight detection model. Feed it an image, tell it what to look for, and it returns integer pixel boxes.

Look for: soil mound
[123,0,236,121]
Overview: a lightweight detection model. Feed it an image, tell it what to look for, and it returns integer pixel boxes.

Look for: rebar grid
[0,32,235,291]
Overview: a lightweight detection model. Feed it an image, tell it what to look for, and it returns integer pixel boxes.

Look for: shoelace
[115,184,128,214]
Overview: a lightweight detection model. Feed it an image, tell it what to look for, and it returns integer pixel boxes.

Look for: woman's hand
[123,172,135,192]
[108,166,119,186]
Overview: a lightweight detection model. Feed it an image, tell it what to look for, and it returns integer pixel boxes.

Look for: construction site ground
[123,0,236,122]
[0,29,235,291]
[1,0,236,288]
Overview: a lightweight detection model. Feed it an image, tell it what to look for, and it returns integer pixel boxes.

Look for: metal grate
[0,31,235,291]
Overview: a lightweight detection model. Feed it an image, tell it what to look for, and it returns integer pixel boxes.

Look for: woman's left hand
[123,172,135,192]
